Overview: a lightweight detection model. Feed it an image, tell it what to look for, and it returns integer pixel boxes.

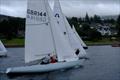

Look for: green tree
[85,13,90,24]
[0,15,25,39]
[0,20,13,40]
[88,29,102,41]
[78,23,91,37]
[78,23,102,41]
[78,17,83,24]
[71,17,79,29]
[93,15,102,23]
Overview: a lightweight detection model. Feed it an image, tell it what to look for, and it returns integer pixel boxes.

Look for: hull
[83,46,88,49]
[0,51,7,57]
[6,59,84,74]
[112,43,120,47]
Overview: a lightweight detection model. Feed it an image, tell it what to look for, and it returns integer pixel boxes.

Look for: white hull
[6,59,84,74]
[0,51,7,57]
[83,46,88,49]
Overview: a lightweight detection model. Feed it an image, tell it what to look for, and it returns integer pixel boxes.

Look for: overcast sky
[0,0,120,18]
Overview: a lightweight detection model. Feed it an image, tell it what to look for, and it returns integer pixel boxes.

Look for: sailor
[50,55,57,63]
[75,49,80,55]
[41,54,51,64]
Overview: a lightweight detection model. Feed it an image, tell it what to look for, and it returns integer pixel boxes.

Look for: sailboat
[72,25,88,49]
[6,0,84,74]
[53,0,87,58]
[0,40,7,57]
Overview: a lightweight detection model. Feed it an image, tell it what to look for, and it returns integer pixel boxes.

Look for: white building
[97,25,111,36]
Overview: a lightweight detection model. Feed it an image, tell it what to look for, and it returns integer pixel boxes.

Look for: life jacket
[50,57,56,63]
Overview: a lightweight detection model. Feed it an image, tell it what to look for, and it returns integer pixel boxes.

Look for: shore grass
[1,38,117,47]
[2,38,24,47]
[85,41,113,46]
[85,39,114,46]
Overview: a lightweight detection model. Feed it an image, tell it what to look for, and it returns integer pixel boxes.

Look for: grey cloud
[60,0,120,4]
[0,0,27,17]
[61,1,120,17]
[0,0,120,17]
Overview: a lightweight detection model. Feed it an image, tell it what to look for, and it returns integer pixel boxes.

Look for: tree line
[0,14,120,41]
[0,15,25,40]
[67,14,120,41]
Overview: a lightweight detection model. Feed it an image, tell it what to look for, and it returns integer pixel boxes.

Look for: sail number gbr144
[27,9,47,23]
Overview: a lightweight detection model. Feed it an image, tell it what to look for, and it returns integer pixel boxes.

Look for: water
[0,46,120,80]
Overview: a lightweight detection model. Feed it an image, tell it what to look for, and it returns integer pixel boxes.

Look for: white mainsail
[0,40,7,56]
[72,25,87,48]
[53,0,86,57]
[25,0,78,63]
[25,0,54,63]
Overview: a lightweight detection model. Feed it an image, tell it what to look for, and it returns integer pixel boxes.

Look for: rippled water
[0,46,120,80]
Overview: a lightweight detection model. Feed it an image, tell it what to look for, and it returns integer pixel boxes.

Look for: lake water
[0,46,120,80]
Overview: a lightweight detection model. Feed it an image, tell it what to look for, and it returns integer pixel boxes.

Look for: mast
[44,0,57,56]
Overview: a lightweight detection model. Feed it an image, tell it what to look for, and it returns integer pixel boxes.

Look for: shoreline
[5,44,24,48]
[2,38,120,48]
[4,44,112,48]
